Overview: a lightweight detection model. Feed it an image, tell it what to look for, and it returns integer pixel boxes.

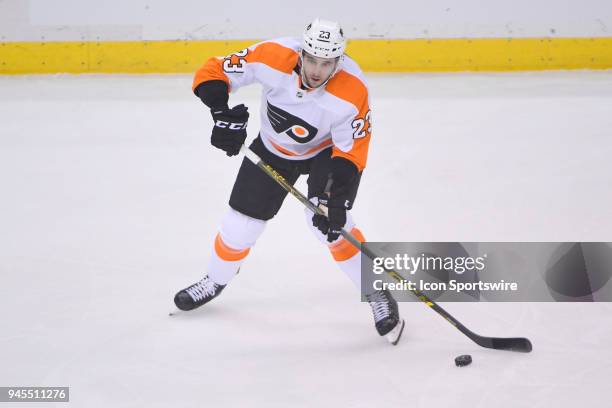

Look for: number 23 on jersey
[351,110,371,139]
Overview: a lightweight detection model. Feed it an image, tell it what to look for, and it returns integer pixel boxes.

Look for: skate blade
[385,319,405,346]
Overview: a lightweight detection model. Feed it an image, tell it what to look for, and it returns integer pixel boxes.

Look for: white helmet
[302,18,346,59]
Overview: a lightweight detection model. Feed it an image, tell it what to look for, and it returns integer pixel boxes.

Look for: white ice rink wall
[1,0,612,73]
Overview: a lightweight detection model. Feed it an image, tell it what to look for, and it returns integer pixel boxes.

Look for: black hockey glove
[312,158,359,242]
[210,104,249,156]
[313,194,351,242]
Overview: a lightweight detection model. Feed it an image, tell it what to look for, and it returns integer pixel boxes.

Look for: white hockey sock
[304,207,367,292]
[207,208,266,285]
[327,226,367,292]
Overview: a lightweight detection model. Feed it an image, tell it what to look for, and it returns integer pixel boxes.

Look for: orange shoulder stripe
[325,70,369,118]
[192,41,298,92]
[245,41,298,75]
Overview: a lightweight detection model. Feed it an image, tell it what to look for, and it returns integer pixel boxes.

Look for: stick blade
[490,337,533,353]
[468,331,533,352]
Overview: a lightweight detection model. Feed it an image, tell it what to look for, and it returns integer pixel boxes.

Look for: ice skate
[174,276,226,311]
[366,289,405,345]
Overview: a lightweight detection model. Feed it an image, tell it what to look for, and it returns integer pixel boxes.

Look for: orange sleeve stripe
[325,70,371,172]
[329,227,366,262]
[214,233,250,262]
[331,136,370,172]
[192,57,230,92]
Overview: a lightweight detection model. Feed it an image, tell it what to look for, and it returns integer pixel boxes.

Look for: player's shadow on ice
[167,302,248,319]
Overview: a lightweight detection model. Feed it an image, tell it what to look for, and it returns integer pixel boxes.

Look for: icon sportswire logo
[266,101,318,143]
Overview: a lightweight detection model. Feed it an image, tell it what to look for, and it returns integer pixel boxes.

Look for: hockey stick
[242,146,533,353]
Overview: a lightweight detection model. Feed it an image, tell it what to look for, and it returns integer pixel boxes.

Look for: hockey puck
[454,355,472,367]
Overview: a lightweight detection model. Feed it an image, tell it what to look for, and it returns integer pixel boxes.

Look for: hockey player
[174,19,404,344]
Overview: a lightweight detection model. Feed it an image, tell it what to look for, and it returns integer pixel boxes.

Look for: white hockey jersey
[193,37,372,171]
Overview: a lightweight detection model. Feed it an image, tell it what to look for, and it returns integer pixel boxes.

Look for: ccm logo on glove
[214,120,248,130]
[210,104,249,156]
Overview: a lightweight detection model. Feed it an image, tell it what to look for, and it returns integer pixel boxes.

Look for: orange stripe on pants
[329,228,365,262]
[214,234,251,262]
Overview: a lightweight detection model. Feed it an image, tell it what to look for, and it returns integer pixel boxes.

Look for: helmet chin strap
[299,52,342,90]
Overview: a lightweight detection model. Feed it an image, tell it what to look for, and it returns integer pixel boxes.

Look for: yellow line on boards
[1,38,611,74]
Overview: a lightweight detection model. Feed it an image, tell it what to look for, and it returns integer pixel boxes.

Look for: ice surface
[1,72,612,407]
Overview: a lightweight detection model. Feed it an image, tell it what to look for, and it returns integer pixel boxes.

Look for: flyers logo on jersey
[267,101,318,144]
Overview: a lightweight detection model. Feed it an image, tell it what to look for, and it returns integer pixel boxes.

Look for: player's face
[301,52,338,88]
